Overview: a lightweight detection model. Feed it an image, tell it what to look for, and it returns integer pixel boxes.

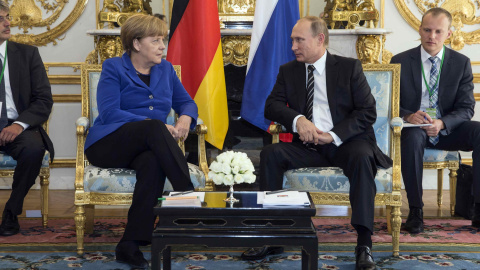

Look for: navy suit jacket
[265,52,392,168]
[7,41,54,159]
[85,53,198,150]
[390,46,475,135]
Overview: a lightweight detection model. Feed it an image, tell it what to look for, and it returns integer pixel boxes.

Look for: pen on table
[170,190,194,196]
[158,196,198,201]
[266,189,291,195]
[277,195,288,197]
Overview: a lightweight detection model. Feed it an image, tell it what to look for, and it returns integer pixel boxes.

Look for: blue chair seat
[0,151,50,168]
[83,163,206,193]
[283,167,393,193]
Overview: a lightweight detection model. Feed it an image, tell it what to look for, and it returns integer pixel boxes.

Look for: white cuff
[328,131,343,146]
[292,115,304,133]
[13,121,29,131]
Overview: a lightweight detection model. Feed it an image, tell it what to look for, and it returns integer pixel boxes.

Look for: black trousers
[401,121,480,208]
[260,140,378,232]
[85,120,194,243]
[0,127,46,216]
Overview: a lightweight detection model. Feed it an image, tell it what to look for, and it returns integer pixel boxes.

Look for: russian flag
[240,0,299,131]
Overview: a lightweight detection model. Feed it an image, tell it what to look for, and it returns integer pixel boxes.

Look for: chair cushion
[423,149,459,162]
[0,151,50,169]
[283,166,393,193]
[83,163,205,193]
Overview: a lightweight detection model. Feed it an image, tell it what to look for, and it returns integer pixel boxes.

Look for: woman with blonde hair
[85,14,197,268]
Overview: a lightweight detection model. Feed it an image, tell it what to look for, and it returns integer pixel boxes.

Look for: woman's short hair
[121,14,168,55]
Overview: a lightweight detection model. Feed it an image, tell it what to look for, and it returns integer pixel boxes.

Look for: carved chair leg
[437,169,444,207]
[85,205,95,234]
[391,205,401,257]
[386,205,392,235]
[75,205,86,256]
[449,168,458,216]
[40,175,49,228]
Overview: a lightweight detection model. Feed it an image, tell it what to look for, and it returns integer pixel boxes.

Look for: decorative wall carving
[218,0,255,28]
[356,35,381,64]
[8,0,88,46]
[394,0,480,50]
[222,36,250,66]
[323,0,379,29]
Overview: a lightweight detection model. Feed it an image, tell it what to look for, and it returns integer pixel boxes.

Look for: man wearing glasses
[0,1,54,236]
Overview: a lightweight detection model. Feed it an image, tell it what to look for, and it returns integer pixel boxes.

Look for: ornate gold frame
[10,0,88,46]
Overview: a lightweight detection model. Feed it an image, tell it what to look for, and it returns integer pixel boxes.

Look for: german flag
[167,0,228,150]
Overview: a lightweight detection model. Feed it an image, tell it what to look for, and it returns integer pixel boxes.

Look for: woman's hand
[174,115,192,142]
[165,124,178,138]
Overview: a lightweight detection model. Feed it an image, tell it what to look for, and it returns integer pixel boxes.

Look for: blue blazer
[85,53,198,150]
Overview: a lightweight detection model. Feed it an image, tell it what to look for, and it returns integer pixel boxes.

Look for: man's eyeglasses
[0,15,12,23]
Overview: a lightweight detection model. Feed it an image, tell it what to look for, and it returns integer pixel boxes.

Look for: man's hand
[296,116,323,144]
[0,124,24,146]
[317,132,334,145]
[174,115,192,142]
[405,110,432,124]
[422,119,444,137]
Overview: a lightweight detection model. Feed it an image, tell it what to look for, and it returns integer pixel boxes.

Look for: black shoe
[241,246,284,260]
[0,209,20,236]
[472,204,480,228]
[404,208,424,234]
[115,241,149,269]
[355,245,376,270]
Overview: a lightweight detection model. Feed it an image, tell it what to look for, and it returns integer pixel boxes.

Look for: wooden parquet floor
[0,189,453,219]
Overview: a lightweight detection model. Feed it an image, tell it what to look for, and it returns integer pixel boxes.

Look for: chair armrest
[390,117,403,192]
[75,117,90,135]
[75,117,89,191]
[269,123,284,144]
[193,123,213,191]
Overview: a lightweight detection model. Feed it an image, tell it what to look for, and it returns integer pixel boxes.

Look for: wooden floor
[0,189,453,219]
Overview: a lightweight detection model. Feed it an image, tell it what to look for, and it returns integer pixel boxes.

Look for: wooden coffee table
[151,191,318,270]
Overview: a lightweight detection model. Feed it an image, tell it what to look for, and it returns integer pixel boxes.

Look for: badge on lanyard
[426,108,437,119]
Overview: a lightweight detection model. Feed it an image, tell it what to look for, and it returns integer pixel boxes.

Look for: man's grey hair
[0,1,8,12]
[299,16,329,47]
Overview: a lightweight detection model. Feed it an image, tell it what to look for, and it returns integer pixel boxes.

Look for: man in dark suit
[241,16,391,270]
[0,1,54,236]
[391,7,480,234]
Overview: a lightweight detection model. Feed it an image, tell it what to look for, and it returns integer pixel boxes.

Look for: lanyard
[0,40,6,84]
[421,46,445,98]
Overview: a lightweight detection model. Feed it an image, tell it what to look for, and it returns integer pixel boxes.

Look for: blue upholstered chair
[269,64,402,256]
[423,149,459,215]
[0,125,50,228]
[74,64,212,255]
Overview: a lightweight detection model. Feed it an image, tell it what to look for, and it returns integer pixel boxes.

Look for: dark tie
[305,65,315,122]
[0,57,7,130]
[428,56,440,145]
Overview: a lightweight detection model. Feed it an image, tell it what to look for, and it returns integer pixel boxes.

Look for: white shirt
[420,45,444,117]
[292,50,342,146]
[0,41,28,130]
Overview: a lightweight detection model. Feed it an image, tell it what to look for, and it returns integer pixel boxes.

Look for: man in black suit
[241,16,391,270]
[0,1,54,236]
[391,7,480,234]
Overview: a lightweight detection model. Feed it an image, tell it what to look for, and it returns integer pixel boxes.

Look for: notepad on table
[257,191,310,206]
[160,192,205,207]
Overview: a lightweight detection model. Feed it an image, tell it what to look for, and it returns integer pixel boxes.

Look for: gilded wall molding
[222,35,250,66]
[393,0,480,50]
[9,0,88,46]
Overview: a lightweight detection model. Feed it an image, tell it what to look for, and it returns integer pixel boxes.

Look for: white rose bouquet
[208,151,256,186]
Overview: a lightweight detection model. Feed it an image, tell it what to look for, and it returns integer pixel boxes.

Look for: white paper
[161,198,202,207]
[169,192,205,202]
[257,191,310,206]
[403,123,432,128]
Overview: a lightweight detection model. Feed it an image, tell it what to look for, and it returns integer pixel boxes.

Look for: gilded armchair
[270,64,402,256]
[74,64,212,255]
[0,122,50,228]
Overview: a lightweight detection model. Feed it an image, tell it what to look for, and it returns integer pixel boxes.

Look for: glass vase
[224,184,239,203]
